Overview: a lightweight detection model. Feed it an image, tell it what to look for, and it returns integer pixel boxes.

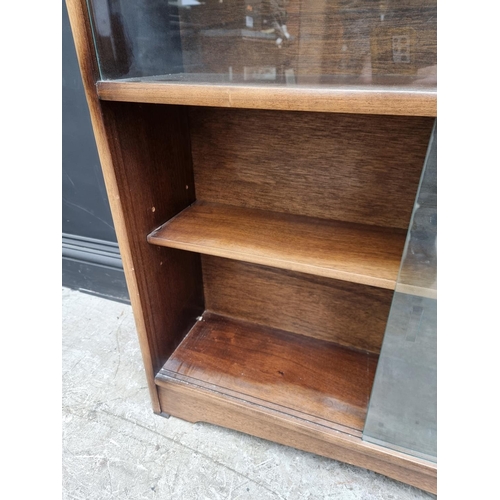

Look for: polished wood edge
[97,81,437,117]
[65,0,161,412]
[157,380,437,494]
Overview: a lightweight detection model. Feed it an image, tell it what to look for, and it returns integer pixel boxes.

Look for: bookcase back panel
[190,107,434,229]
[202,256,393,354]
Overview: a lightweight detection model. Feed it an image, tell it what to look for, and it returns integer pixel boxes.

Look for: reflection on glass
[363,123,437,461]
[86,0,436,89]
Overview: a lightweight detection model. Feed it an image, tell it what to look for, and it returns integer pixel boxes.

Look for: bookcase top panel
[87,0,436,98]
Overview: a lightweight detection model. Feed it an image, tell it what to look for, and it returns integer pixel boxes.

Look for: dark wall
[62,0,128,302]
[62,0,115,242]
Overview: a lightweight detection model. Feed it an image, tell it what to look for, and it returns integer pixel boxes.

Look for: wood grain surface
[190,107,434,229]
[157,381,437,494]
[97,81,437,117]
[157,312,379,432]
[148,201,406,289]
[202,257,392,353]
[148,202,406,289]
[101,101,205,377]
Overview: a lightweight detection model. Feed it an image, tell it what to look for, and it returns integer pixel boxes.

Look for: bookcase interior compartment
[100,97,433,390]
[95,98,435,491]
[142,105,434,435]
[147,106,435,288]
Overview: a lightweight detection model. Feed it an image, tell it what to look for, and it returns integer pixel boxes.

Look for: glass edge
[361,120,437,460]
[84,0,104,80]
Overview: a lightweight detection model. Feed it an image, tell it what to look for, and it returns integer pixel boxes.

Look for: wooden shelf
[147,201,407,289]
[96,80,437,117]
[156,312,378,434]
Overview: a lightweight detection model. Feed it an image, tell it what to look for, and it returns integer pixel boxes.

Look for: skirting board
[62,233,130,303]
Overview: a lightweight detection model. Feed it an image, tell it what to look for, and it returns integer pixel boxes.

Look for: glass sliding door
[363,123,437,462]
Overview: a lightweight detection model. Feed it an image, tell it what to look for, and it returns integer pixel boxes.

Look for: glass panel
[363,123,437,461]
[86,0,436,89]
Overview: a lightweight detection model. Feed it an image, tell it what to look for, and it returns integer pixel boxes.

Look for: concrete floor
[62,287,436,500]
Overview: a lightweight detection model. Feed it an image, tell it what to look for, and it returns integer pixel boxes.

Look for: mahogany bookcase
[66,0,437,493]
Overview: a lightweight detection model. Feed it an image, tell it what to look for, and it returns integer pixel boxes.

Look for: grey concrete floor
[62,287,436,500]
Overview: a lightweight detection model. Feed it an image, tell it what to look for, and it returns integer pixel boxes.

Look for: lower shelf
[155,312,378,435]
[155,312,437,493]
